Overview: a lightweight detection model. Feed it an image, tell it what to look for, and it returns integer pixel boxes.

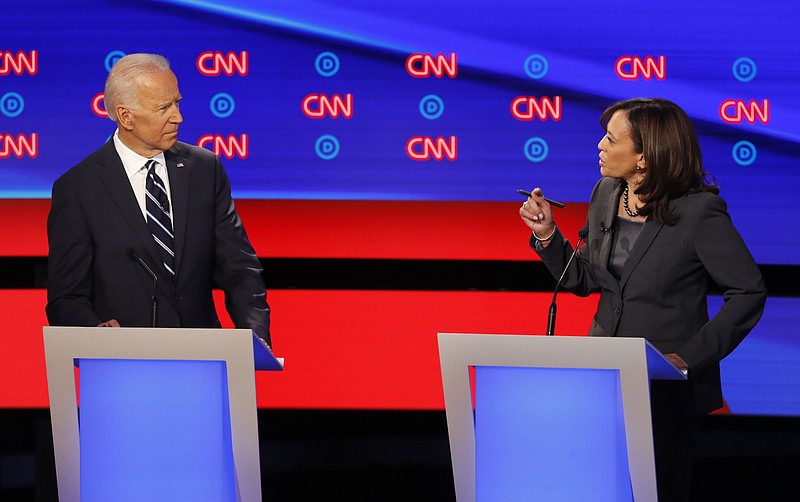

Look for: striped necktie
[144,159,175,277]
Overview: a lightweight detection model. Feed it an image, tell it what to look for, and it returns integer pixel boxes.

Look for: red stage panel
[0,290,598,410]
[0,290,50,408]
[1,199,588,260]
[1,200,51,257]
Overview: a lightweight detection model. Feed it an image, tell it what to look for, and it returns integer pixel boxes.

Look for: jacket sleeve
[530,179,604,297]
[531,227,598,297]
[677,195,766,373]
[210,158,271,345]
[46,177,104,327]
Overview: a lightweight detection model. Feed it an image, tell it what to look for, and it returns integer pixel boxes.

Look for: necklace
[622,183,639,217]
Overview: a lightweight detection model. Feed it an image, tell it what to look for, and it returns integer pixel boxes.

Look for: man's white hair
[104,53,171,122]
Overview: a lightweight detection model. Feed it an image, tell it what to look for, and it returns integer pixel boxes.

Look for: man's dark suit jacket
[534,177,766,414]
[46,140,270,344]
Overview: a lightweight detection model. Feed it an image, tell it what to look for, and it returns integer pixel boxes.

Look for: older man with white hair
[46,53,271,345]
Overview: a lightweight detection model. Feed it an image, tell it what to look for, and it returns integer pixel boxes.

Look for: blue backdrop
[2,0,798,264]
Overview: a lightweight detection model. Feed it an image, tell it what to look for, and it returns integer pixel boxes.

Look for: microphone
[546,228,588,336]
[128,248,158,328]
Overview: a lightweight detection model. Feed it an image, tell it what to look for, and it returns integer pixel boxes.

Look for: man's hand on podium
[664,353,689,376]
[256,336,272,352]
[97,319,120,327]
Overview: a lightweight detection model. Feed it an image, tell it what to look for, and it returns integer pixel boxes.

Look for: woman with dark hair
[519,98,766,501]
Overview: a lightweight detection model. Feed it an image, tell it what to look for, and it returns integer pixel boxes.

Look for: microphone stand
[546,230,587,336]
[128,249,159,328]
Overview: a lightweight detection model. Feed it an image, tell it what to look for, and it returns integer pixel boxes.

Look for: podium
[43,327,283,502]
[438,333,686,502]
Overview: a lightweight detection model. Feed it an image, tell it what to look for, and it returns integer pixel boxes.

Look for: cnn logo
[196,51,249,76]
[511,96,562,121]
[615,56,666,80]
[406,53,458,78]
[302,94,353,119]
[0,51,38,76]
[719,99,770,124]
[406,136,458,161]
[1,133,38,158]
[198,134,248,159]
[91,93,108,118]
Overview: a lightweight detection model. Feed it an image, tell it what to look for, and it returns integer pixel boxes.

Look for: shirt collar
[112,129,167,179]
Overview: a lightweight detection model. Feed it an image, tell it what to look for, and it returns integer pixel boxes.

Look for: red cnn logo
[406,136,458,161]
[615,55,666,80]
[196,51,249,76]
[511,96,562,121]
[302,94,353,119]
[91,93,108,118]
[719,99,770,124]
[0,51,38,76]
[406,53,458,78]
[198,134,249,159]
[0,133,38,158]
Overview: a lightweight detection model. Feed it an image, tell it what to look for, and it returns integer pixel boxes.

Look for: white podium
[43,326,283,502]
[438,333,685,502]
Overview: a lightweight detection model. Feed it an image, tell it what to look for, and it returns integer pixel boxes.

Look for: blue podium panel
[79,359,236,502]
[475,366,633,502]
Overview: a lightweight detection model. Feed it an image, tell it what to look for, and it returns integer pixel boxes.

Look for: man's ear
[117,106,134,131]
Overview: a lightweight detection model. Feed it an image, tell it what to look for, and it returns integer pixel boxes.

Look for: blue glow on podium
[79,359,236,501]
[475,366,633,501]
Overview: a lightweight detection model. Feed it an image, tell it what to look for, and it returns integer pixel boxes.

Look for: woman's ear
[636,153,646,170]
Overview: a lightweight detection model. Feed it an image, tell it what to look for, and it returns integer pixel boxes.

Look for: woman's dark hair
[600,98,718,224]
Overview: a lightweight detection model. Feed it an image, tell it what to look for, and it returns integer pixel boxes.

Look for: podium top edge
[437,333,685,380]
[42,326,284,372]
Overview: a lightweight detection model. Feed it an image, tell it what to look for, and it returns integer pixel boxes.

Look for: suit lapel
[165,147,189,278]
[595,180,665,292]
[94,142,162,266]
[597,182,622,283]
[619,218,664,291]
